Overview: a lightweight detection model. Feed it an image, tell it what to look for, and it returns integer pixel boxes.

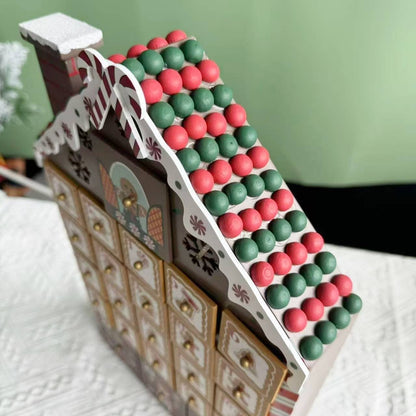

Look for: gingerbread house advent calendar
[19,13,362,416]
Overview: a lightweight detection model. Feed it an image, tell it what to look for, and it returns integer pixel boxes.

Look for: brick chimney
[19,13,103,115]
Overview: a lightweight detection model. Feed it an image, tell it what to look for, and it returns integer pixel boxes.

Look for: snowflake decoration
[115,210,126,226]
[78,128,92,150]
[128,222,141,239]
[61,122,72,139]
[145,137,161,160]
[182,234,219,276]
[83,97,94,117]
[143,235,156,251]
[232,284,250,304]
[68,150,91,184]
[189,215,206,236]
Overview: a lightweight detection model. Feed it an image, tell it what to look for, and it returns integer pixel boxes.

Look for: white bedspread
[0,193,415,416]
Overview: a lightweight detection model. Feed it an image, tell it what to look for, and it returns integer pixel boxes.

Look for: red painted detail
[284,308,307,332]
[285,242,308,265]
[127,44,148,58]
[250,261,275,287]
[78,67,88,82]
[278,388,299,402]
[163,125,189,150]
[238,208,262,232]
[115,100,123,118]
[98,88,106,108]
[230,154,253,176]
[218,213,243,238]
[129,96,142,119]
[271,189,294,212]
[316,282,339,306]
[331,274,353,297]
[124,121,132,138]
[103,72,112,96]
[224,104,246,127]
[157,69,183,95]
[119,74,135,90]
[108,65,116,85]
[180,66,202,90]
[205,112,227,136]
[107,54,126,64]
[247,146,270,168]
[68,57,79,77]
[268,252,292,275]
[182,114,207,139]
[166,30,187,44]
[255,198,278,221]
[301,298,324,321]
[93,101,102,123]
[208,160,232,184]
[133,141,140,156]
[140,79,163,104]
[147,37,169,49]
[196,59,220,83]
[78,50,92,67]
[189,169,214,194]
[94,55,103,77]
[301,232,324,254]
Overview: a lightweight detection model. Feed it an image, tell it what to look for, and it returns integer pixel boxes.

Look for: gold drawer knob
[157,392,165,401]
[82,271,91,279]
[183,340,193,350]
[104,266,113,274]
[142,300,151,310]
[187,373,196,383]
[233,386,244,400]
[180,301,190,313]
[93,222,103,232]
[152,360,160,370]
[70,234,79,243]
[122,196,135,208]
[188,397,196,407]
[114,299,123,308]
[57,193,66,201]
[148,334,156,344]
[240,354,252,369]
[133,261,143,270]
[92,299,99,307]
[120,328,128,337]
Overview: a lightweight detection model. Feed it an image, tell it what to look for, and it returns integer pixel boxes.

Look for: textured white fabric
[0,193,415,416]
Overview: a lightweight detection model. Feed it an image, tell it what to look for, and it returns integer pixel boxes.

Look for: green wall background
[1,0,415,186]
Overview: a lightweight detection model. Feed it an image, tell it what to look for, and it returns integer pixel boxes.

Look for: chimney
[19,13,103,115]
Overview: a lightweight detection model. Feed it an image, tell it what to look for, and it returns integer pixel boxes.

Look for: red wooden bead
[301,232,324,254]
[271,189,294,211]
[239,208,262,232]
[247,146,270,168]
[147,37,169,49]
[189,169,214,194]
[301,298,324,321]
[127,44,148,58]
[182,115,207,139]
[140,79,163,104]
[208,160,232,184]
[268,252,292,275]
[205,113,227,136]
[166,30,187,44]
[163,125,188,150]
[157,69,183,95]
[224,104,246,127]
[255,198,278,221]
[108,54,126,63]
[196,59,220,83]
[284,308,307,332]
[180,66,202,90]
[250,262,275,287]
[285,242,308,265]
[218,213,243,238]
[316,282,339,306]
[229,154,253,176]
[331,274,353,297]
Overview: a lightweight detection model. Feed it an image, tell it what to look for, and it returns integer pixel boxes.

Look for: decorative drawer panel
[74,249,102,294]
[214,352,269,415]
[137,313,169,358]
[84,284,114,328]
[176,377,211,416]
[174,349,213,402]
[60,211,94,260]
[165,263,217,345]
[120,226,164,298]
[169,311,212,373]
[79,190,122,259]
[44,160,84,224]
[93,240,128,295]
[106,283,135,326]
[113,309,142,355]
[218,310,287,400]
[142,344,173,387]
[214,386,250,416]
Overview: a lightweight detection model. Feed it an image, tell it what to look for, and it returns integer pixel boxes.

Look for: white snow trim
[19,13,102,55]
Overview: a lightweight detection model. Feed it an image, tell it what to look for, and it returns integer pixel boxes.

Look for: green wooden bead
[299,336,324,360]
[194,138,219,162]
[203,191,229,216]
[342,293,362,314]
[176,148,200,172]
[241,174,265,197]
[299,264,323,286]
[121,58,145,82]
[169,93,194,118]
[180,40,204,63]
[216,134,238,157]
[160,47,184,70]
[223,182,247,205]
[283,273,307,297]
[149,102,175,128]
[234,126,258,148]
[251,229,276,253]
[315,251,337,274]
[191,88,214,112]
[266,284,290,309]
[329,307,351,329]
[285,210,307,232]
[138,50,164,75]
[314,321,337,344]
[269,218,292,241]
[211,85,233,107]
[261,170,283,192]
[233,238,259,262]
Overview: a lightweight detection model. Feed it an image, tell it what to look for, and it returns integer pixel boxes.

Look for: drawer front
[176,377,210,416]
[84,285,114,328]
[214,386,250,416]
[79,190,122,259]
[218,311,286,400]
[137,313,169,358]
[120,227,164,298]
[74,249,102,294]
[169,311,212,372]
[93,240,128,295]
[113,310,141,355]
[45,160,84,223]
[143,345,173,387]
[106,284,135,326]
[215,353,268,416]
[174,349,213,401]
[165,263,217,344]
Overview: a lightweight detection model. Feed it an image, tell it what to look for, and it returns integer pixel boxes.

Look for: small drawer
[84,285,114,328]
[119,226,164,298]
[214,352,269,416]
[137,313,170,358]
[74,249,102,294]
[217,310,287,400]
[79,190,122,260]
[60,210,94,260]
[93,240,128,296]
[214,386,250,416]
[174,349,214,402]
[142,344,174,388]
[176,377,211,416]
[44,160,84,224]
[113,309,142,355]
[169,311,213,373]
[165,263,217,345]
[106,284,135,326]
[129,272,166,330]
